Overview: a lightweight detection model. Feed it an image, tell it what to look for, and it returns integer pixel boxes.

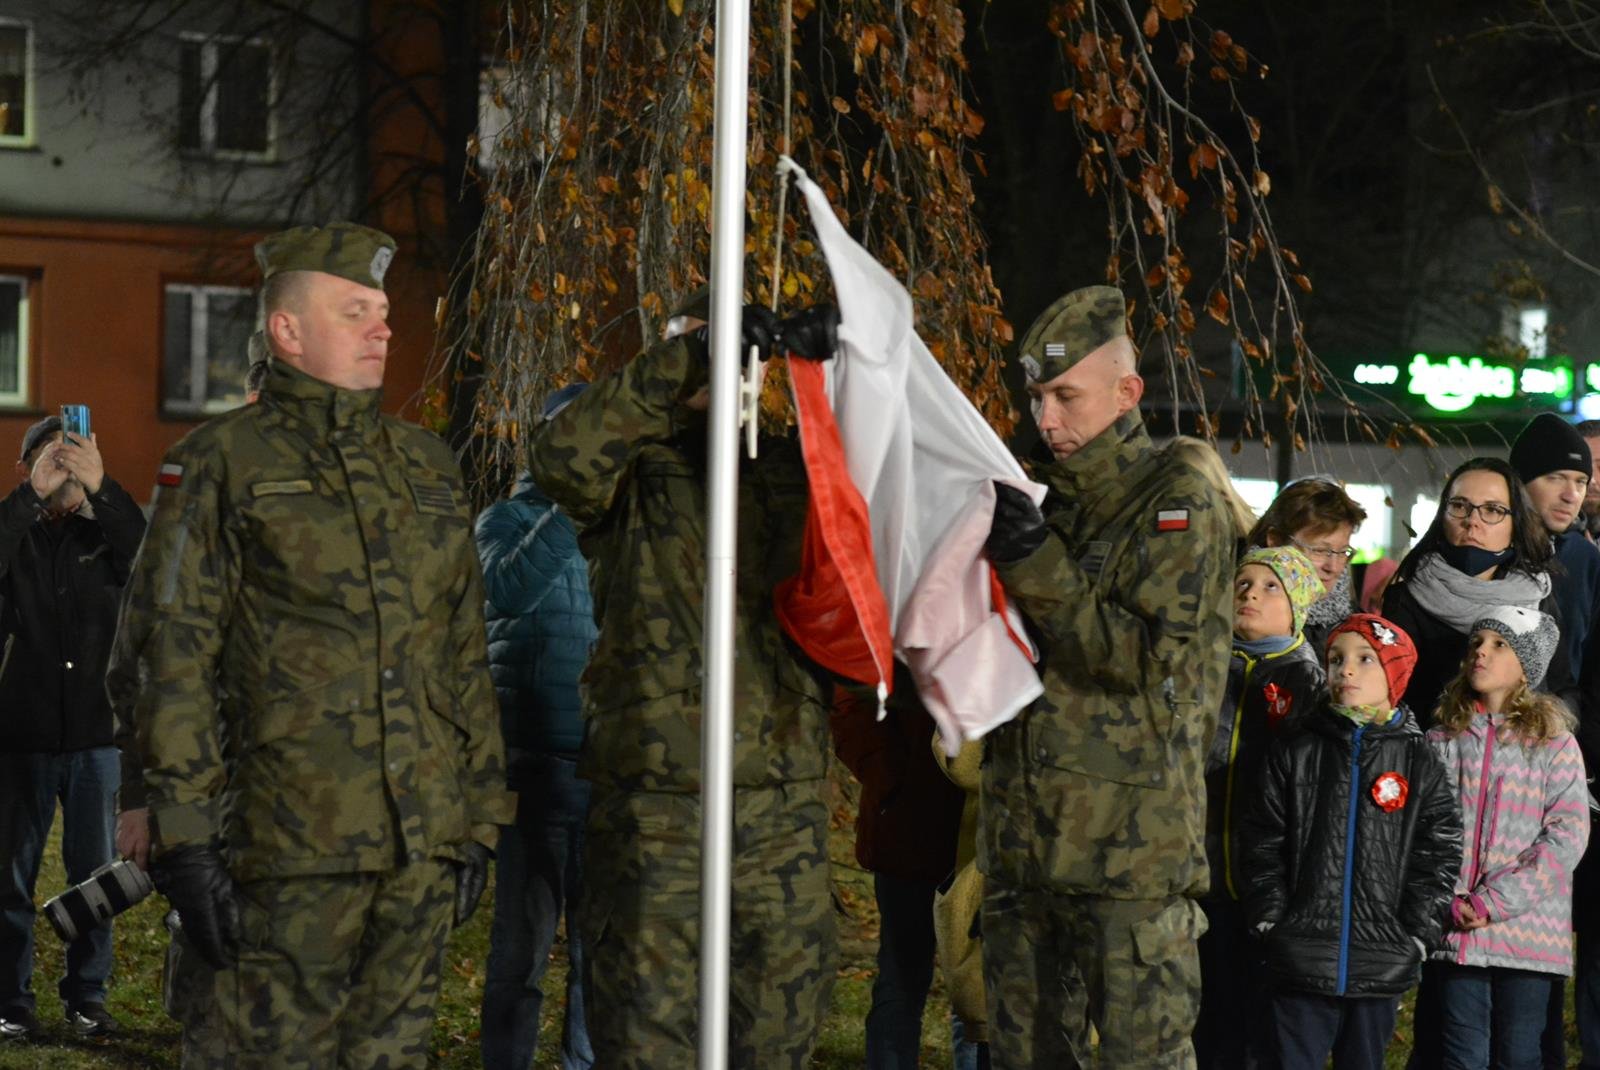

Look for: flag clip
[740,343,764,459]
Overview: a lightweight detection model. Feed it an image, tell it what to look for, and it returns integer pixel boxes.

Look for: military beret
[1017,285,1128,385]
[254,221,397,290]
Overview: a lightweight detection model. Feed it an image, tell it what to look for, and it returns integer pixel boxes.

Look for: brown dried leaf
[1157,0,1186,15]
[1142,5,1160,38]
[1052,88,1075,111]
[1293,273,1312,293]
[831,96,851,114]
[1206,288,1230,324]
[1253,169,1271,196]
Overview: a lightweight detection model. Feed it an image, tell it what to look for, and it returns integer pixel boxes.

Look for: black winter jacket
[1241,702,1462,998]
[0,478,146,753]
[1383,578,1575,730]
[1203,636,1324,901]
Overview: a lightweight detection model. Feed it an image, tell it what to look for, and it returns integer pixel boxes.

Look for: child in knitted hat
[1196,546,1325,1067]
[1240,613,1462,1070]
[1421,606,1586,1070]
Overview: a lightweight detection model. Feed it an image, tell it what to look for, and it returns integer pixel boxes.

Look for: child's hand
[1453,895,1491,930]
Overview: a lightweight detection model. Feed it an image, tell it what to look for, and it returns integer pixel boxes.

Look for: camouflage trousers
[982,880,1206,1070]
[179,859,455,1070]
[579,781,837,1070]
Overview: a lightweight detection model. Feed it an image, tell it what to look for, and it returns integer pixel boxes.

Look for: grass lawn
[0,765,1576,1068]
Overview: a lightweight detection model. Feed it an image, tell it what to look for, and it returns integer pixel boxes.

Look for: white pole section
[699,0,750,1067]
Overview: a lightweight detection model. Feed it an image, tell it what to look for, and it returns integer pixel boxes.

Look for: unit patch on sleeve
[156,463,185,488]
[1155,508,1190,532]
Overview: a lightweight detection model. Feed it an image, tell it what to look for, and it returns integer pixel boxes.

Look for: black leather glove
[779,304,840,361]
[454,842,491,928]
[692,304,782,364]
[986,482,1048,563]
[152,844,239,970]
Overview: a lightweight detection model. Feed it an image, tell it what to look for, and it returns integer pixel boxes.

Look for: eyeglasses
[1290,537,1356,562]
[1443,497,1511,525]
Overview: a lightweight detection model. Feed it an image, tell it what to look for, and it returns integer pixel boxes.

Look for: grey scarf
[1405,552,1551,633]
[1305,566,1355,633]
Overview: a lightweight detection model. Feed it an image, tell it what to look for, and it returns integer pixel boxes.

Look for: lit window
[1519,306,1548,360]
[1342,483,1392,565]
[178,35,273,159]
[1409,495,1439,551]
[1230,478,1280,521]
[163,284,254,417]
[0,275,30,407]
[0,19,32,146]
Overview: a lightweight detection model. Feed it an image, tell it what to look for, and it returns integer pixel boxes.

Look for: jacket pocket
[1026,693,1185,789]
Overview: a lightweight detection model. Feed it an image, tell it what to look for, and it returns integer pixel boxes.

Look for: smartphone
[60,404,91,441]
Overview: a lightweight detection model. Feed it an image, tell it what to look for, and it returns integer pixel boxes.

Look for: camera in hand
[60,404,91,441]
[43,859,153,943]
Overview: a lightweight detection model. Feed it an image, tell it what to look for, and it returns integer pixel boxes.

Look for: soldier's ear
[1115,372,1145,414]
[267,309,300,356]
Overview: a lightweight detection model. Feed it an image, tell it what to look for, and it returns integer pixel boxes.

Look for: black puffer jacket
[1241,702,1462,998]
[1203,637,1324,901]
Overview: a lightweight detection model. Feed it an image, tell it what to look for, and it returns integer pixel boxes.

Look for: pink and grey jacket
[1426,714,1590,976]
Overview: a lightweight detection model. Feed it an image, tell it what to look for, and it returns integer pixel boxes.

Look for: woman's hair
[1433,670,1575,746]
[1168,436,1255,539]
[1246,476,1367,548]
[1394,457,1553,585]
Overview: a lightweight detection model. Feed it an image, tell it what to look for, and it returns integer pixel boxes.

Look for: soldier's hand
[691,305,782,364]
[152,844,240,970]
[55,432,104,495]
[115,808,151,871]
[779,304,839,362]
[454,842,491,928]
[985,481,1048,564]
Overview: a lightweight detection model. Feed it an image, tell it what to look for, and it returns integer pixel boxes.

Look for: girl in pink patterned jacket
[1425,606,1590,1070]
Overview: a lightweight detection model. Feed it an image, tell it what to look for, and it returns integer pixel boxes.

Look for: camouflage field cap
[1017,285,1128,385]
[254,221,397,290]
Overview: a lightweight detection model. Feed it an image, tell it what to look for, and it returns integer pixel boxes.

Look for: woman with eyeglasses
[1246,477,1369,652]
[1381,457,1574,733]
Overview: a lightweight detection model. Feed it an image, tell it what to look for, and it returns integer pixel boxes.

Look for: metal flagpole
[700,0,751,1067]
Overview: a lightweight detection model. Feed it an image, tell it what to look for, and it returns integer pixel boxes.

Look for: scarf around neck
[1332,702,1394,726]
[1234,634,1298,657]
[1405,552,1551,633]
[1305,565,1354,632]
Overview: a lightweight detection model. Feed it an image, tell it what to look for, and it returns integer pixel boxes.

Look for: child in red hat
[1240,613,1463,1070]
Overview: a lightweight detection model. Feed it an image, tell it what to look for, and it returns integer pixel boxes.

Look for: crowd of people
[2,221,1600,1070]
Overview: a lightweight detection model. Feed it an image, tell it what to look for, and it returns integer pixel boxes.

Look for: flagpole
[700,0,750,1066]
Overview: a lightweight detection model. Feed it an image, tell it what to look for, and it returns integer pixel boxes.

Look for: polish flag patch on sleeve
[156,463,184,488]
[1155,508,1190,532]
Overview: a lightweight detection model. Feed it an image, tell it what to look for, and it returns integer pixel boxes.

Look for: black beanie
[1510,413,1592,482]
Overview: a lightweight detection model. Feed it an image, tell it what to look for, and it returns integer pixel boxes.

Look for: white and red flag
[773,160,1047,753]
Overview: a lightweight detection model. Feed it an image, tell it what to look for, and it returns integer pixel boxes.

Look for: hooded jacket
[475,472,596,763]
[1242,701,1462,998]
[1204,637,1324,901]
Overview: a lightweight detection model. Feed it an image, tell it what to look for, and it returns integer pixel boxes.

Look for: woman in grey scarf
[1381,457,1571,730]
[1246,476,1369,653]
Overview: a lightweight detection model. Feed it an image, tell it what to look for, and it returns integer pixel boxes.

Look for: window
[1519,306,1548,360]
[0,275,30,407]
[1342,482,1392,565]
[179,35,273,159]
[0,19,32,146]
[163,284,254,416]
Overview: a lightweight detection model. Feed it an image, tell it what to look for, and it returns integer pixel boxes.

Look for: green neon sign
[1242,351,1578,417]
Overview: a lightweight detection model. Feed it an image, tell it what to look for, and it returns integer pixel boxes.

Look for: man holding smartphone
[0,416,145,1041]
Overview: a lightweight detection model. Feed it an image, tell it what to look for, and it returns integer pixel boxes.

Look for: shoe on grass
[65,1002,119,1037]
[0,1005,36,1040]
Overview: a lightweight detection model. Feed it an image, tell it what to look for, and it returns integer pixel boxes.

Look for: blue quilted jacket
[475,472,597,758]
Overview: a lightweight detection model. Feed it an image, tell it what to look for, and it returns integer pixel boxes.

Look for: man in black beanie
[1509,411,1600,1070]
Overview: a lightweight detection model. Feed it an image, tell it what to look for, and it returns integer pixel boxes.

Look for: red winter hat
[1326,613,1418,707]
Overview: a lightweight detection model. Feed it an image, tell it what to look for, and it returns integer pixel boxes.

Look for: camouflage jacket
[107,361,510,881]
[528,336,829,792]
[978,412,1234,899]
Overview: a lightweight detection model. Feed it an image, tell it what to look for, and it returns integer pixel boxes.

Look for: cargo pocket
[1104,899,1204,1063]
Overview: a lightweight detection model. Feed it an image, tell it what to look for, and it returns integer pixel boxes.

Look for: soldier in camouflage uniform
[107,222,511,1069]
[528,303,838,1069]
[979,286,1235,1068]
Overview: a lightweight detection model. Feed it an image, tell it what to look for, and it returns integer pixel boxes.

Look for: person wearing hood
[476,383,598,1070]
[1382,458,1574,730]
[1247,475,1368,654]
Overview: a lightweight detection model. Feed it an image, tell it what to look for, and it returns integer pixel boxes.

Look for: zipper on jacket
[1460,721,1497,965]
[1220,654,1256,900]
[1337,723,1366,996]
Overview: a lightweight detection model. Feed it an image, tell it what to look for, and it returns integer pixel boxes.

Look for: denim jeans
[0,747,119,1012]
[1436,963,1554,1070]
[868,871,987,1070]
[1272,991,1399,1070]
[1196,896,1274,1069]
[1576,923,1600,1069]
[481,751,593,1070]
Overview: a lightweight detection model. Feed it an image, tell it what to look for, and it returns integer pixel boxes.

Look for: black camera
[42,859,153,943]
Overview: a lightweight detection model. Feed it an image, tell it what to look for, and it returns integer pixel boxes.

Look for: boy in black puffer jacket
[1196,546,1326,1069]
[1242,613,1463,1070]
